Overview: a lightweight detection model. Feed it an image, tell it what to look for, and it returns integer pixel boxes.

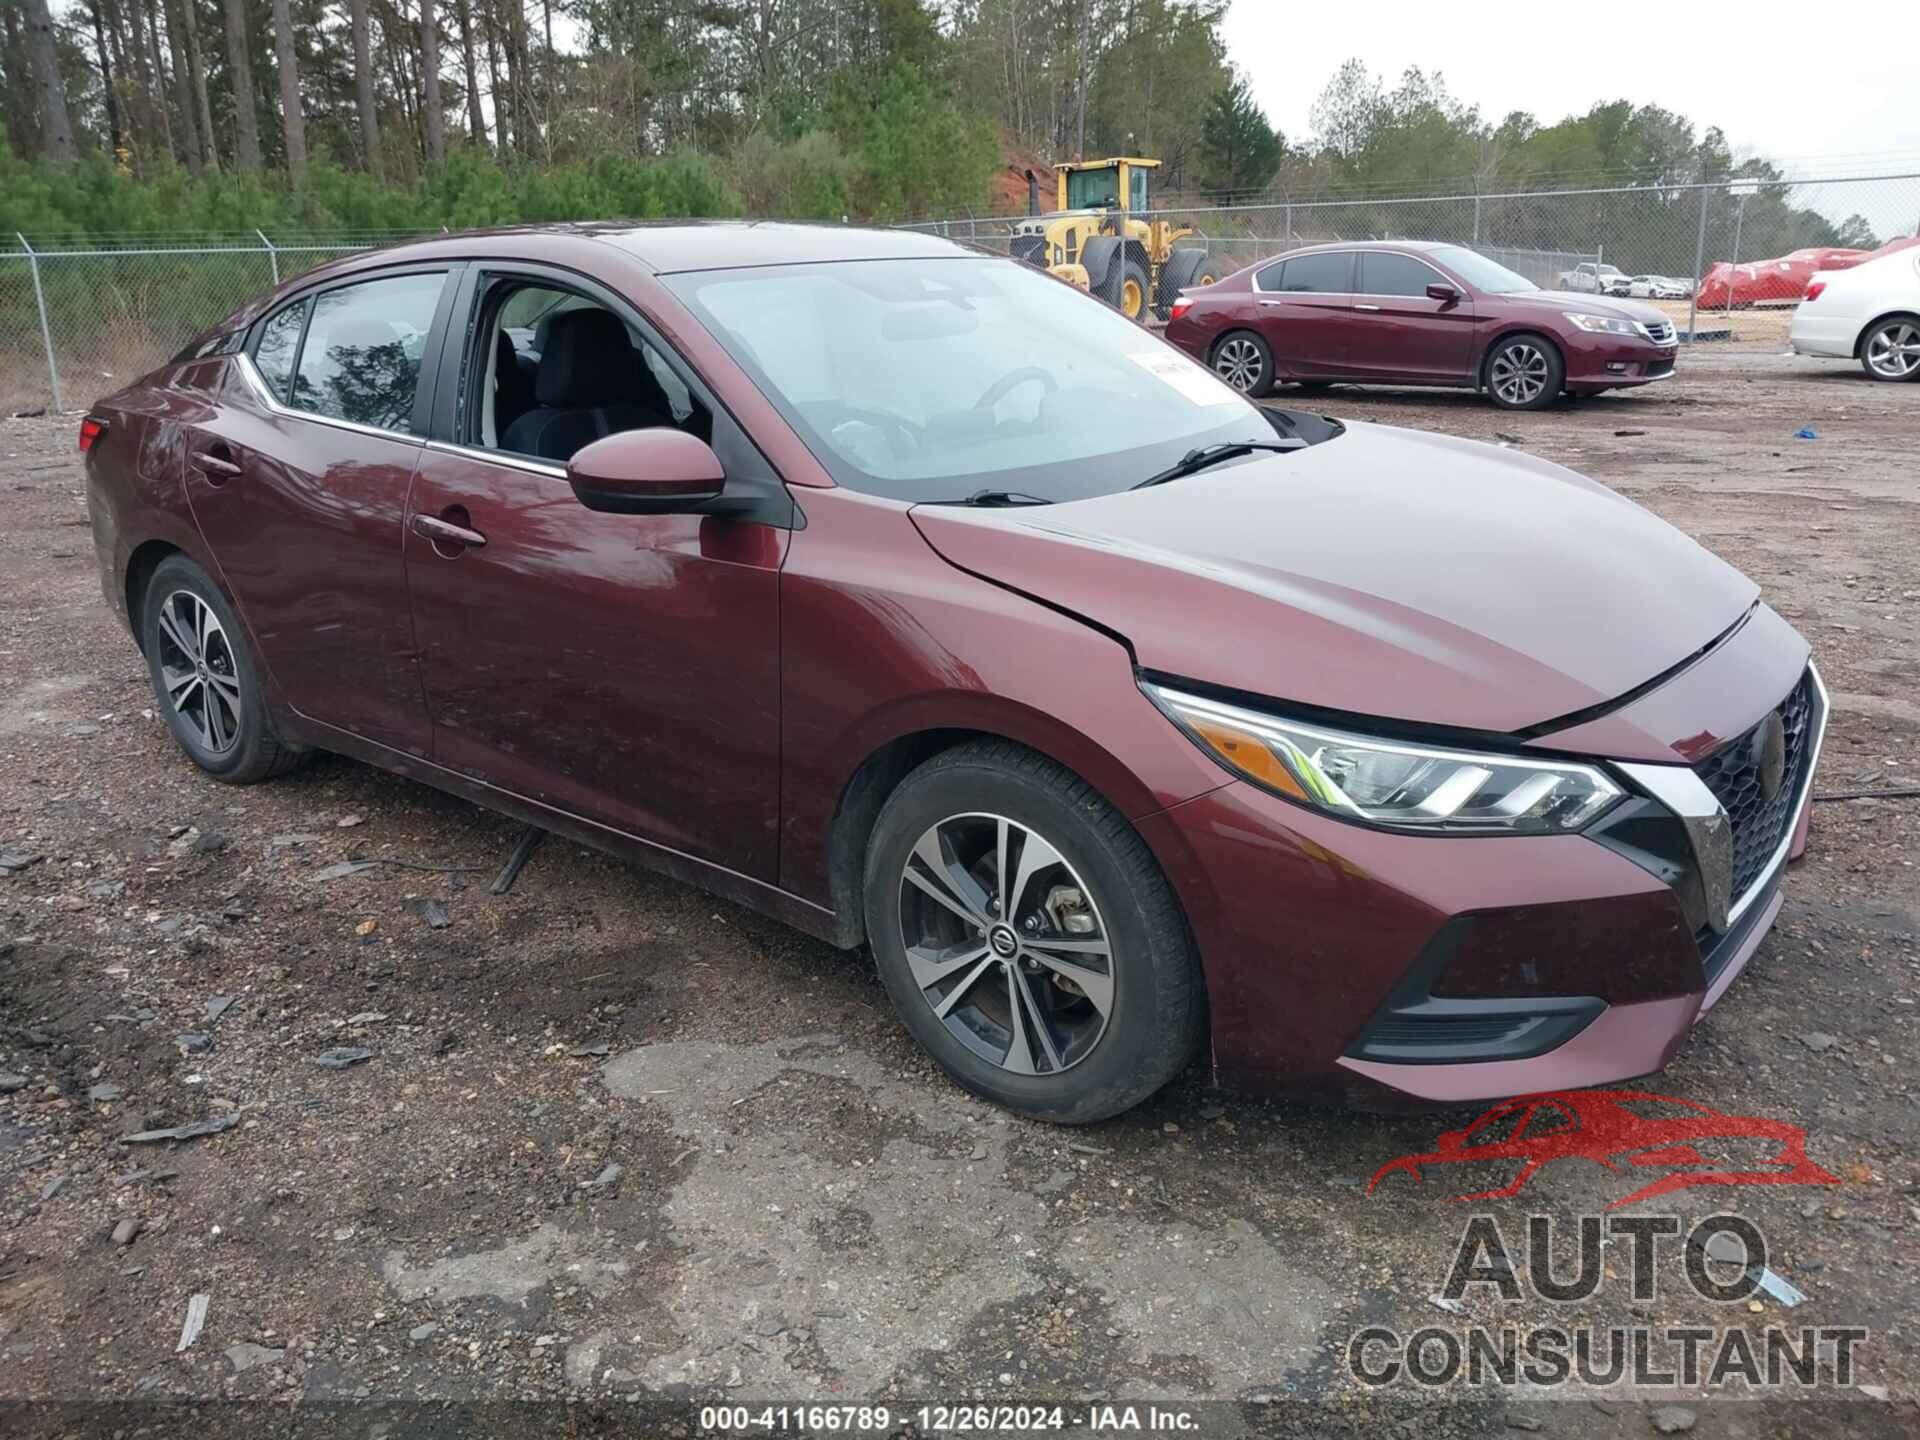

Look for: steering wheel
[974,366,1059,413]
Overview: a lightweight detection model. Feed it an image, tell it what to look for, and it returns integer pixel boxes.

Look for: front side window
[466,280,715,463]
[289,272,445,433]
[1361,252,1444,297]
[1276,252,1352,294]
[666,257,1287,504]
[252,299,308,403]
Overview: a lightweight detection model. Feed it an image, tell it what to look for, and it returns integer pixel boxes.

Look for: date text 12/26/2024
[700,1404,1203,1432]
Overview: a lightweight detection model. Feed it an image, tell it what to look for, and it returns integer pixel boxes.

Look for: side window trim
[1358,251,1450,298]
[239,262,463,441]
[428,258,797,528]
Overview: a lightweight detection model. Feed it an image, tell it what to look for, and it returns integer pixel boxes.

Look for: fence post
[1686,183,1709,341]
[256,228,279,286]
[18,233,62,413]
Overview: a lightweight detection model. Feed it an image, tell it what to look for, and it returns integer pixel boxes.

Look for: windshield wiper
[929,489,1055,507]
[1131,438,1306,490]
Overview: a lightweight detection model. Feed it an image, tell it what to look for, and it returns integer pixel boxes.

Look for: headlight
[1564,312,1638,336]
[1144,684,1623,834]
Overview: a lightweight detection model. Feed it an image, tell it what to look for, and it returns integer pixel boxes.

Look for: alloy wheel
[1213,337,1264,392]
[1489,342,1551,405]
[154,589,243,754]
[896,812,1115,1076]
[1865,320,1920,379]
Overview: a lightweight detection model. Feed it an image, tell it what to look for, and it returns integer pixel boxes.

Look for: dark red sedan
[1165,241,1680,409]
[84,223,1820,1123]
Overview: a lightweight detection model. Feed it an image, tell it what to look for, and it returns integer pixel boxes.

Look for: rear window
[1274,252,1352,294]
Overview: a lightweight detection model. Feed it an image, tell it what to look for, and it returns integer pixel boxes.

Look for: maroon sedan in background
[1165,241,1680,410]
[84,222,1819,1124]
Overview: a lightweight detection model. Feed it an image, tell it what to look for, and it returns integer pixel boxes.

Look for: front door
[404,269,791,878]
[1344,251,1477,381]
[183,267,454,755]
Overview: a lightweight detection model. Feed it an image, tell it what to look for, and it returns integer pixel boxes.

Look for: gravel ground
[1,349,1915,1437]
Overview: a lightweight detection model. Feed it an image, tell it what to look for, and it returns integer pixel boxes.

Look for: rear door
[1345,251,1477,381]
[1253,250,1355,378]
[184,266,457,755]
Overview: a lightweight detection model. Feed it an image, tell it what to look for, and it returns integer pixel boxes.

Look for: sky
[1223,0,1920,234]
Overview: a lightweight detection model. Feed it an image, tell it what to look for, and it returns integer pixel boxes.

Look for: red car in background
[1165,241,1680,410]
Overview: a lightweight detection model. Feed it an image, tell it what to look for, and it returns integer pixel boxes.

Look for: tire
[1155,246,1216,319]
[1859,314,1920,382]
[1484,333,1564,410]
[1079,235,1123,308]
[141,554,306,784]
[1117,259,1152,323]
[1209,329,1274,398]
[863,741,1204,1124]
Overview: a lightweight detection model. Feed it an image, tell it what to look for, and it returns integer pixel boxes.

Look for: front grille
[1692,672,1815,906]
[1640,319,1676,344]
[1009,234,1047,267]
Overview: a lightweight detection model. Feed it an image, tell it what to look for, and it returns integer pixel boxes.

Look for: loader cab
[1057,158,1156,216]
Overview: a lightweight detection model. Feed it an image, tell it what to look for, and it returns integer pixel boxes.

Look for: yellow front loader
[1007,158,1218,322]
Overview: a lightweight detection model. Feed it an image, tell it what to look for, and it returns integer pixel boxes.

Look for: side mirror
[567,428,726,515]
[1426,283,1462,304]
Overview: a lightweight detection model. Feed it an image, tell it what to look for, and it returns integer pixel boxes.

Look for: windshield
[1429,246,1537,294]
[664,257,1277,503]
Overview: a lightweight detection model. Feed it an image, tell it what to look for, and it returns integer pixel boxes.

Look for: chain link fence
[3,171,1916,411]
[0,231,434,413]
[907,171,1920,340]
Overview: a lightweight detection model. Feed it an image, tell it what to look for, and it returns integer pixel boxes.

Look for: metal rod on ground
[491,825,548,895]
[256,228,278,286]
[19,233,62,412]
[1687,183,1709,341]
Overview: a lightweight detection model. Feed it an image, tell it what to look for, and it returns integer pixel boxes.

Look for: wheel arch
[1479,327,1565,388]
[820,709,1179,953]
[1856,309,1920,357]
[125,538,187,654]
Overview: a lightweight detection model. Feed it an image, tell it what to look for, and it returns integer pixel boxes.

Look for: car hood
[909,421,1757,737]
[1506,289,1671,326]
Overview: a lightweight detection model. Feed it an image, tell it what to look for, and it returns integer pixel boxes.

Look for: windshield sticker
[1127,349,1241,406]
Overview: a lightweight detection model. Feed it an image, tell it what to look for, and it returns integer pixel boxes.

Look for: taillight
[78,417,106,453]
[1170,297,1193,322]
[1804,280,1826,302]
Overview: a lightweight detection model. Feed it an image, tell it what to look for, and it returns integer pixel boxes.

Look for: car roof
[301,220,974,280]
[1268,239,1459,257]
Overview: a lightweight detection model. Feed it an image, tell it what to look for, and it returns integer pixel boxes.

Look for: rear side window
[252,299,308,404]
[1276,252,1352,293]
[1361,252,1442,297]
[289,272,446,433]
[1255,260,1287,290]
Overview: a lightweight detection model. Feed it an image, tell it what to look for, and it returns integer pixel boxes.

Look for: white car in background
[1790,246,1920,381]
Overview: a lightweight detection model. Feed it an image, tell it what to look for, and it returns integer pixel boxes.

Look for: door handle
[190,447,243,478]
[412,512,487,549]
[1258,299,1285,307]
[1354,303,1382,311]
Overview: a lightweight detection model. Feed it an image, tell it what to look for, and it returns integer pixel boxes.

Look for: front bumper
[1561,329,1679,390]
[1136,660,1824,1105]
